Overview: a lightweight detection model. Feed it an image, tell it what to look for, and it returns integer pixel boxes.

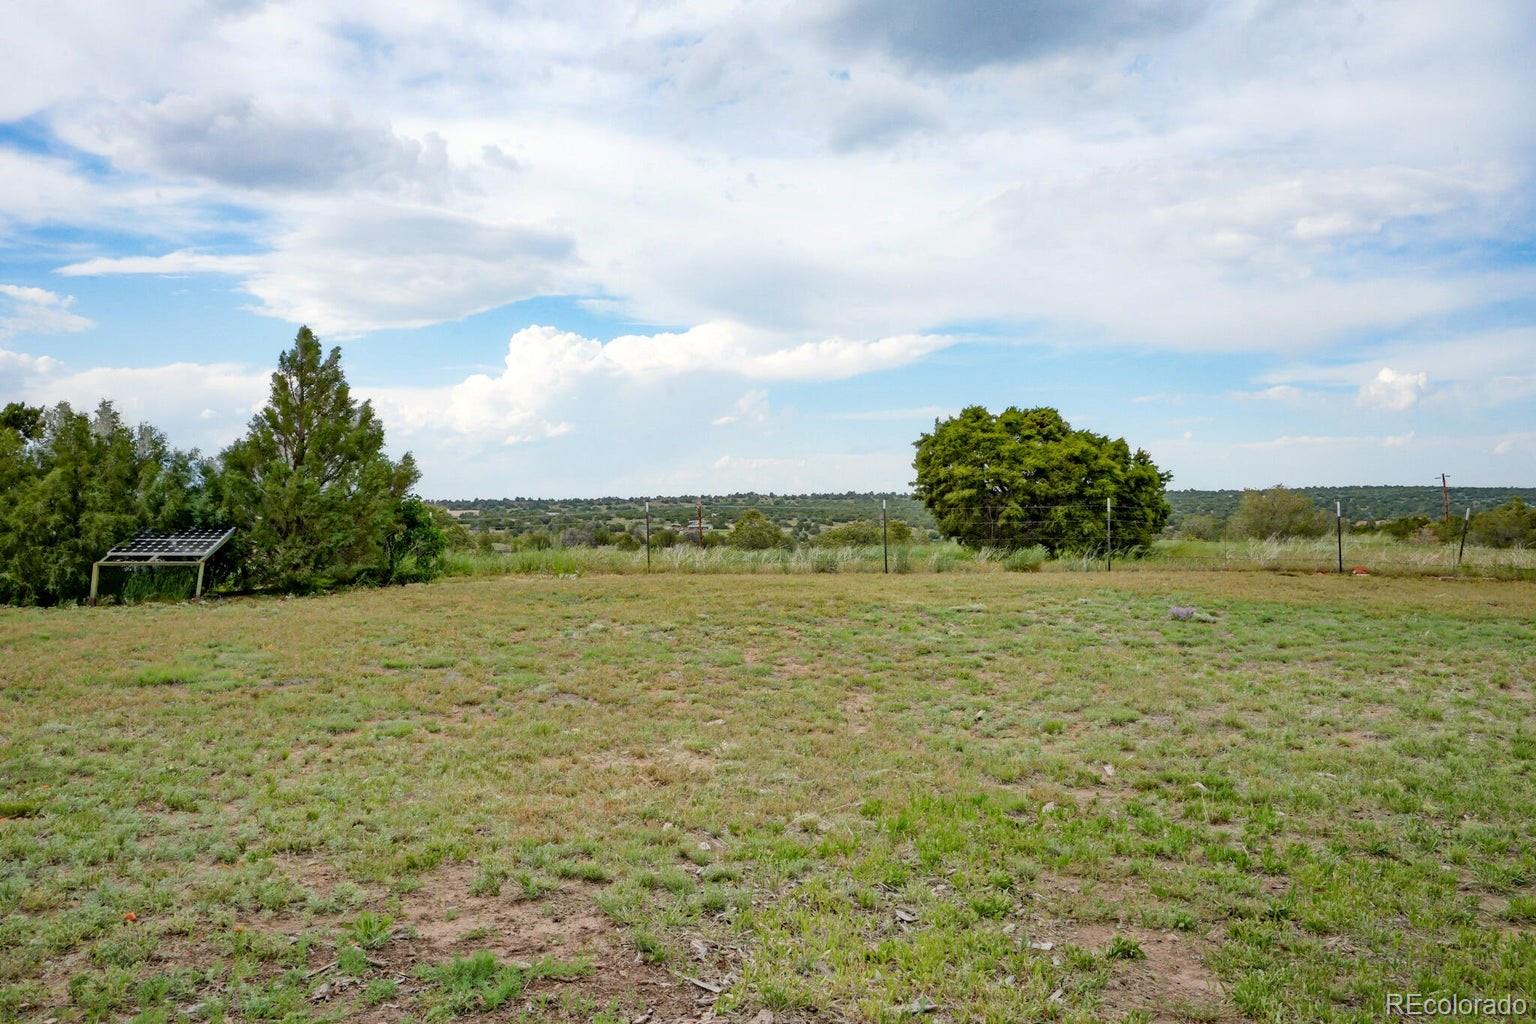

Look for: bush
[1470,498,1536,548]
[811,519,913,547]
[1226,486,1330,539]
[1177,514,1225,541]
[729,509,791,550]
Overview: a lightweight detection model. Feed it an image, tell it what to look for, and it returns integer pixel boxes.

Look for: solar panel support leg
[195,562,206,600]
[89,562,101,605]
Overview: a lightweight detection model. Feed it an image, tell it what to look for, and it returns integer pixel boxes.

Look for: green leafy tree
[1470,498,1536,548]
[729,509,791,549]
[913,406,1170,554]
[380,496,448,583]
[1226,486,1330,539]
[220,327,419,590]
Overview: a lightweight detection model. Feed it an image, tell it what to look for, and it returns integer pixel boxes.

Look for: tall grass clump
[1002,546,1047,572]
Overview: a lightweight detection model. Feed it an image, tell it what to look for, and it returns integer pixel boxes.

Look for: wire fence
[441,497,1535,581]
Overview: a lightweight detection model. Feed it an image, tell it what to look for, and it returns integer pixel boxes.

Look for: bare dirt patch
[1042,922,1237,1022]
[376,861,706,1022]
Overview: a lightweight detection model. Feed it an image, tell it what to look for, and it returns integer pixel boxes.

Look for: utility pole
[696,496,704,547]
[1439,473,1451,523]
[644,500,651,569]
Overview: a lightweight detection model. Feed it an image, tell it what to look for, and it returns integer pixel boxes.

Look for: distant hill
[1167,486,1536,523]
[433,486,1535,534]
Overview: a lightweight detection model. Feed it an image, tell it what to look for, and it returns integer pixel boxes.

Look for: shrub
[1226,486,1330,539]
[1176,513,1225,541]
[811,519,913,547]
[1470,498,1536,548]
[729,509,791,550]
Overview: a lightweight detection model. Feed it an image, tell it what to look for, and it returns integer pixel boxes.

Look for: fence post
[645,500,651,570]
[1336,501,1343,573]
[882,498,889,574]
[1456,506,1470,569]
[1105,497,1112,572]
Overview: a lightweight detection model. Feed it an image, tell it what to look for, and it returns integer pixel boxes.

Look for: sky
[2,0,1534,498]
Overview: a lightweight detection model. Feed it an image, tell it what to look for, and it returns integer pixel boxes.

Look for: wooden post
[882,498,889,574]
[1440,473,1451,523]
[195,561,206,599]
[89,562,101,605]
[645,501,652,569]
[1105,497,1112,572]
[1456,506,1471,569]
[696,497,704,547]
[1336,501,1344,573]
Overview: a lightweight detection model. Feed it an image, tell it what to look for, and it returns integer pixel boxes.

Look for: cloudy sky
[2,0,1533,496]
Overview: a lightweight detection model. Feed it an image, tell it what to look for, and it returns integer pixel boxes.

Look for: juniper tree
[220,327,418,589]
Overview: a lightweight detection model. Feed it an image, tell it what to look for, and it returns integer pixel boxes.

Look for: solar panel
[100,528,235,563]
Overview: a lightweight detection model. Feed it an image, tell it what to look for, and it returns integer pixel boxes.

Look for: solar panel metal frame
[90,528,235,602]
[99,529,235,563]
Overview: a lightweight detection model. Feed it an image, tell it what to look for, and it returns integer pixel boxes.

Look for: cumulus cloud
[368,323,955,446]
[1357,367,1429,411]
[0,284,93,340]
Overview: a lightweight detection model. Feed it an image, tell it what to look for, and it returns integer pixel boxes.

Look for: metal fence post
[882,498,889,574]
[1105,497,1112,572]
[1336,501,1344,573]
[1456,506,1470,569]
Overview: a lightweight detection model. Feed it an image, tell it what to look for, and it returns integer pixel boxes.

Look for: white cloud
[58,204,578,336]
[1357,367,1429,411]
[0,284,93,340]
[3,0,1527,350]
[369,323,955,446]
[1231,385,1306,402]
[713,389,770,426]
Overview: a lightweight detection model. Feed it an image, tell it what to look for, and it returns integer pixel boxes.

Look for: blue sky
[2,0,1534,497]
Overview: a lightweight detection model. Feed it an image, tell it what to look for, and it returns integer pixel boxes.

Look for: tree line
[0,329,451,606]
[1175,485,1536,548]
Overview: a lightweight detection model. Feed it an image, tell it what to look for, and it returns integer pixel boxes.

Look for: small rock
[1102,763,1116,779]
[690,938,710,960]
[752,1012,775,1024]
[1028,939,1055,951]
[1041,801,1057,814]
[898,996,940,1015]
[894,908,918,923]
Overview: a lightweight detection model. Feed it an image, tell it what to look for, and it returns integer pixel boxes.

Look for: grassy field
[428,537,1536,583]
[2,572,1533,1023]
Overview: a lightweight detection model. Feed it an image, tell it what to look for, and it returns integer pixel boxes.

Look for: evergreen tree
[220,327,419,589]
[0,402,204,605]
